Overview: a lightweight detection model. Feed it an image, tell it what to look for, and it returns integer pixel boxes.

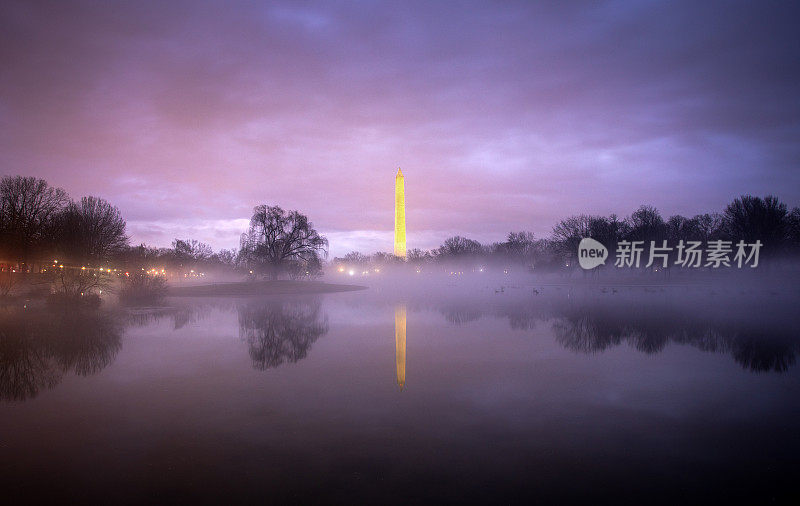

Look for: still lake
[1,281,799,503]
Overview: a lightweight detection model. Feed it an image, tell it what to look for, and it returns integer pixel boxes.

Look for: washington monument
[394,168,406,257]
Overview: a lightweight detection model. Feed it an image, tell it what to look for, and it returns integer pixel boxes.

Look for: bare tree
[787,207,800,252]
[0,176,69,266]
[212,248,237,267]
[340,251,370,265]
[406,248,433,264]
[239,205,328,280]
[498,231,536,258]
[55,196,128,264]
[626,205,666,243]
[172,239,213,263]
[436,236,483,257]
[693,213,725,242]
[45,197,127,299]
[724,195,788,249]
[551,215,593,265]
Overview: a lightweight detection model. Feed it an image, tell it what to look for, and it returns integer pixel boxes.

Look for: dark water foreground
[1,284,798,504]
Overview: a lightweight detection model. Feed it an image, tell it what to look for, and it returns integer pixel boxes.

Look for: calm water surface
[1,284,799,503]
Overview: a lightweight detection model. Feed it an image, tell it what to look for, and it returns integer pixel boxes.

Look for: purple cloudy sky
[1,0,798,257]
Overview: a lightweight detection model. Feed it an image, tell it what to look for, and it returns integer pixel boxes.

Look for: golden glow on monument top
[394,167,406,257]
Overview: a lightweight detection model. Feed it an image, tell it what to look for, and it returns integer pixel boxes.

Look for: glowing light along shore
[394,167,406,258]
[395,304,406,389]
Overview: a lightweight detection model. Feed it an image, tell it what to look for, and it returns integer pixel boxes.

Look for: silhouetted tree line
[335,194,800,273]
[1,176,329,298]
[88,208,327,281]
[4,175,796,283]
[0,176,127,270]
[117,239,238,278]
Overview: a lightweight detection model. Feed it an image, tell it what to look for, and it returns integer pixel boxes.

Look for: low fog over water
[1,268,798,503]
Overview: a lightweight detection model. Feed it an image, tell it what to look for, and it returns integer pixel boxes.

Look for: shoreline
[167,280,367,297]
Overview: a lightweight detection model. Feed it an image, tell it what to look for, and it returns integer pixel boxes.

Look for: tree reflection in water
[425,290,799,373]
[238,298,328,370]
[0,305,122,401]
[440,305,482,326]
[551,300,798,373]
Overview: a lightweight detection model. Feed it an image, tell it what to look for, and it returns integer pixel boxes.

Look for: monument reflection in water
[1,290,798,399]
[1,288,798,503]
[395,304,406,389]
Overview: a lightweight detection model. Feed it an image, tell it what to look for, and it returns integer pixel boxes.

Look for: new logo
[578,238,608,270]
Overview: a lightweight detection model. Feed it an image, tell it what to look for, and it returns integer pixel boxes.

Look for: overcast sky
[2,0,798,257]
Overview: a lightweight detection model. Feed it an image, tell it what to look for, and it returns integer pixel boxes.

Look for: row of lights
[47,261,201,278]
[336,266,382,276]
[5,260,208,279]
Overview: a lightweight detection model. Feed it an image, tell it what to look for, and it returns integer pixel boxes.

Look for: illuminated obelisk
[394,168,406,258]
[395,304,406,389]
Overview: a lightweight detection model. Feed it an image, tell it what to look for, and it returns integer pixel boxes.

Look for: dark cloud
[1,0,798,256]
